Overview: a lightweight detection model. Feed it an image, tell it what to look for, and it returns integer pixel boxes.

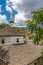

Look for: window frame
[2,39,5,44]
[17,38,19,43]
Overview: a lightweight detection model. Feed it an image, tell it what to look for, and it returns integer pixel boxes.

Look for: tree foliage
[26,20,36,33]
[32,8,43,25]
[26,8,43,44]
[0,24,7,30]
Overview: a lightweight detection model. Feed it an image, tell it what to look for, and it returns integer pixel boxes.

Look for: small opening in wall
[42,57,43,62]
[2,39,4,44]
[34,62,36,65]
[17,38,19,43]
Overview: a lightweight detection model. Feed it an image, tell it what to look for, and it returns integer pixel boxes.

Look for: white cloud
[6,0,27,26]
[10,0,22,4]
[6,0,10,5]
[6,5,12,13]
[6,0,43,27]
[0,15,8,24]
[10,0,38,26]
[15,11,27,27]
[15,12,26,21]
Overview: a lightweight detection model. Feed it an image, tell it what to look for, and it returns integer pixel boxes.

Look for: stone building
[0,13,43,65]
[0,42,43,65]
[8,42,43,65]
[0,57,8,65]
[0,25,24,44]
[0,45,9,65]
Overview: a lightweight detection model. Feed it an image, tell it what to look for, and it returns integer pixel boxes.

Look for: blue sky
[0,0,17,21]
[0,0,43,27]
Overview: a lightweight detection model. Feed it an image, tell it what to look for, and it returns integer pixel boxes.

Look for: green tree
[32,8,43,44]
[0,24,7,30]
[32,8,43,25]
[26,20,36,33]
[26,8,43,44]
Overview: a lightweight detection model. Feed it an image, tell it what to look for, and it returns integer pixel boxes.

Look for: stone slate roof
[0,41,42,65]
[0,45,10,63]
[0,25,24,37]
[8,43,43,65]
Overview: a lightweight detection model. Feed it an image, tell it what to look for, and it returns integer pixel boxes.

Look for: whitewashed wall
[0,36,24,44]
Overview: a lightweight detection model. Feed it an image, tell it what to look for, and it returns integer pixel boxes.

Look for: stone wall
[0,36,24,44]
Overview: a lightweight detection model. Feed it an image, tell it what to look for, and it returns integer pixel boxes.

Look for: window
[17,38,19,43]
[34,62,36,65]
[2,39,4,44]
[42,57,43,62]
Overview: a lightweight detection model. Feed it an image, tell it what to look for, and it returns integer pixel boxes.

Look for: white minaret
[10,11,14,27]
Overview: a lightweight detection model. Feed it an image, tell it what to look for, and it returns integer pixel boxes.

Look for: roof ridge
[0,25,24,36]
